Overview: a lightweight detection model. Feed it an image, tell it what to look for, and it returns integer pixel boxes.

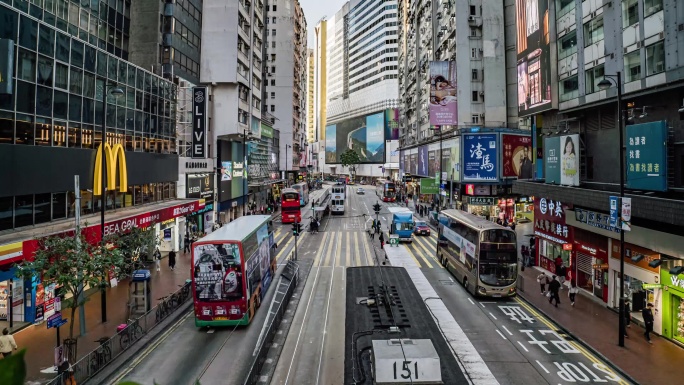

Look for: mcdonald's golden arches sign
[93,143,128,195]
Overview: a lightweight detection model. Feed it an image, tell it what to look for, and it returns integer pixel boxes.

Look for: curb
[83,300,193,385]
[516,293,640,385]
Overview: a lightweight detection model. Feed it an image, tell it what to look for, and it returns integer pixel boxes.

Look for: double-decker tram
[291,182,309,206]
[280,188,301,224]
[191,215,276,327]
[436,210,518,297]
[330,183,346,214]
[375,178,396,202]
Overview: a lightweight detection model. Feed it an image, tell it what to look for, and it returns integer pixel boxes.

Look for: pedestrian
[168,250,176,271]
[184,234,190,253]
[154,248,161,272]
[369,225,375,240]
[623,299,632,338]
[568,281,579,306]
[537,273,548,295]
[548,275,561,307]
[642,302,655,344]
[0,328,17,358]
[379,232,385,249]
[557,263,567,290]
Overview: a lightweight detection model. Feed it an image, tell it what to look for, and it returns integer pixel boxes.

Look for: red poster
[502,134,533,178]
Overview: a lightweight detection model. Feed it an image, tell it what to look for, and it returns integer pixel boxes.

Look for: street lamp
[597,72,627,348]
[99,84,124,323]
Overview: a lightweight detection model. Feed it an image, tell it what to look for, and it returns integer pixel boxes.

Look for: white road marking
[536,360,550,374]
[495,329,507,340]
[479,302,486,308]
[501,325,513,336]
[489,312,498,320]
[517,341,529,352]
[467,298,475,305]
[254,276,284,355]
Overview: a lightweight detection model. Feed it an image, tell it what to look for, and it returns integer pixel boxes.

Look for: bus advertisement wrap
[193,243,243,302]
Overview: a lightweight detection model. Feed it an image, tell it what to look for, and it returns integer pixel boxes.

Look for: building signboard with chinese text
[463,134,498,182]
[534,198,572,245]
[468,197,495,206]
[420,178,439,195]
[574,208,620,233]
[626,121,668,191]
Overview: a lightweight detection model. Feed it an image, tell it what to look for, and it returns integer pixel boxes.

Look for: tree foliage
[340,149,361,169]
[117,225,159,274]
[15,231,128,340]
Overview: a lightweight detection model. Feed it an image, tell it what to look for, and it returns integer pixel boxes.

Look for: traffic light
[292,222,302,236]
[373,202,381,214]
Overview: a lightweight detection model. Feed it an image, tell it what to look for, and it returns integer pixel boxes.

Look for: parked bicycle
[89,337,112,374]
[119,318,144,349]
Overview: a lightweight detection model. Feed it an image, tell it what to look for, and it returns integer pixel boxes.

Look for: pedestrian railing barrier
[47,280,193,385]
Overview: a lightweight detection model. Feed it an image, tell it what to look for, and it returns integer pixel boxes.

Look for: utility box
[371,339,442,384]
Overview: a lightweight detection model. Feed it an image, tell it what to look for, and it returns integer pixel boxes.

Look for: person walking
[379,232,385,249]
[643,303,655,344]
[568,281,579,306]
[557,263,567,290]
[623,299,632,338]
[548,275,561,307]
[0,328,18,357]
[369,225,375,240]
[183,234,190,253]
[153,248,162,272]
[537,273,549,295]
[168,250,176,271]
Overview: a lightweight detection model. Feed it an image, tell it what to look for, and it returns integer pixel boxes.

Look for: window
[14,195,33,228]
[272,41,275,48]
[56,32,70,63]
[16,82,35,114]
[18,49,36,82]
[35,193,52,225]
[271,92,275,98]
[471,69,478,80]
[273,5,277,11]
[646,42,665,76]
[271,79,275,86]
[271,54,276,61]
[471,114,480,124]
[0,197,12,231]
[271,66,275,73]
[271,105,275,112]
[470,5,476,15]
[470,28,478,37]
[624,50,641,82]
[644,0,663,18]
[559,75,579,101]
[38,24,55,56]
[557,0,574,17]
[19,15,37,50]
[622,0,638,28]
[272,17,276,24]
[585,64,605,94]
[584,17,604,46]
[470,48,478,59]
[37,86,53,116]
[272,29,276,36]
[472,91,479,102]
[558,30,577,59]
[52,192,67,220]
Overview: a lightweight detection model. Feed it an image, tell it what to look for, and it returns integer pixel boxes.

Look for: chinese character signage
[463,134,498,182]
[429,61,458,125]
[544,134,579,186]
[626,120,668,191]
[502,134,533,178]
[575,208,620,233]
[609,196,618,228]
[534,198,572,244]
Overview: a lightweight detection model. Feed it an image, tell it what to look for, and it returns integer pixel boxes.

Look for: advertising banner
[219,141,247,201]
[385,108,400,140]
[418,145,428,176]
[192,86,207,158]
[324,111,386,164]
[544,134,579,186]
[325,124,336,163]
[387,140,400,163]
[463,134,498,182]
[420,178,439,195]
[410,153,418,175]
[261,123,274,138]
[250,116,261,140]
[443,138,461,182]
[516,0,554,116]
[400,151,405,172]
[502,134,533,179]
[429,61,458,125]
[626,120,668,191]
[186,173,215,203]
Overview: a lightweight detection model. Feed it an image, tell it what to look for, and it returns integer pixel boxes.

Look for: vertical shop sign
[192,86,207,159]
[609,196,619,228]
[534,198,572,245]
[621,197,632,231]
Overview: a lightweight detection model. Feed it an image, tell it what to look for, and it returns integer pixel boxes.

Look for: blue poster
[463,134,498,181]
[626,120,668,191]
[325,125,336,164]
[365,112,384,162]
[418,145,428,176]
[609,196,619,228]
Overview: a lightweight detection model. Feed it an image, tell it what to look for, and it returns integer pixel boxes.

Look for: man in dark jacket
[548,275,561,307]
[642,303,655,343]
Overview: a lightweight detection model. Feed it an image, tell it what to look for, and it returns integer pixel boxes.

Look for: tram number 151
[393,360,419,381]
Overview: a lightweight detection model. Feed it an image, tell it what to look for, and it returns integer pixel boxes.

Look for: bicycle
[155,296,170,322]
[89,337,112,374]
[178,282,191,302]
[119,318,144,349]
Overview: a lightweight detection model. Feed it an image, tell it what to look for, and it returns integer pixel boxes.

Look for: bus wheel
[463,277,468,291]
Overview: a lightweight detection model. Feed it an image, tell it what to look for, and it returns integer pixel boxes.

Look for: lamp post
[285,144,292,187]
[597,72,627,347]
[99,84,124,323]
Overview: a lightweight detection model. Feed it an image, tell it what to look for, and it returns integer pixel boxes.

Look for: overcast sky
[300,0,348,47]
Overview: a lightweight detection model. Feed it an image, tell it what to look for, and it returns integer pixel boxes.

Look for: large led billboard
[324,111,387,164]
[516,0,555,116]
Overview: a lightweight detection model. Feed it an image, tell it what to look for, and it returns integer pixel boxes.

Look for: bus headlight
[477,286,487,295]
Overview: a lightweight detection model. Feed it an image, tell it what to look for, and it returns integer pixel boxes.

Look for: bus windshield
[193,243,243,301]
[479,262,518,286]
[282,192,299,202]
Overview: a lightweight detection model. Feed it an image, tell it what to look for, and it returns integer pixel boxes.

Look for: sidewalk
[15,251,191,384]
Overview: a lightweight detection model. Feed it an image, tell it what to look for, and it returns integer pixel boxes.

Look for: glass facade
[0,1,177,152]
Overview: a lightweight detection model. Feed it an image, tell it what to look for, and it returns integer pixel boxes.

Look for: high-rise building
[263,0,308,177]
[313,18,327,144]
[306,48,315,144]
[321,0,400,179]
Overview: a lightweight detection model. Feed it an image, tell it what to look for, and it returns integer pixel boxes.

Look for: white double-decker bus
[330,183,346,214]
[436,209,518,298]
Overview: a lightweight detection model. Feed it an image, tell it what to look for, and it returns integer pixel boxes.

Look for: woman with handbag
[568,281,580,306]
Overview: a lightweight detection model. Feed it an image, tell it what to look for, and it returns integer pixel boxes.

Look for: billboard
[186,173,215,203]
[502,134,533,179]
[219,140,247,201]
[387,140,400,163]
[443,138,461,182]
[192,86,207,158]
[626,121,668,191]
[429,61,458,125]
[544,134,579,186]
[418,145,428,176]
[427,143,440,177]
[516,0,554,116]
[385,108,400,140]
[410,151,418,175]
[463,134,498,182]
[420,178,439,195]
[323,111,386,164]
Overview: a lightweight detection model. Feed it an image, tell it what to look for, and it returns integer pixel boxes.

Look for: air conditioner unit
[468,16,475,22]
[479,91,484,96]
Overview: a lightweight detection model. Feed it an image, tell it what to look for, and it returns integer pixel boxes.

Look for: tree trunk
[63,337,77,364]
[69,304,77,340]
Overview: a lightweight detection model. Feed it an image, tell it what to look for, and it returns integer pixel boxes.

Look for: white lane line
[536,360,550,374]
[479,302,486,308]
[488,312,498,320]
[517,341,529,352]
[501,325,513,336]
[495,329,507,340]
[467,298,475,305]
[253,276,284,355]
[315,230,340,384]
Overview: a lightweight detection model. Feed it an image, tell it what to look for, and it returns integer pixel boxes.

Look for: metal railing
[48,281,192,385]
[243,261,300,385]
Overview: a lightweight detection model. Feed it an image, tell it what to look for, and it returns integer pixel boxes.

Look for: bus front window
[479,263,518,286]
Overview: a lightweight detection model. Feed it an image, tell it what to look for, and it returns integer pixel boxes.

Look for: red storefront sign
[533,197,572,245]
[21,200,205,260]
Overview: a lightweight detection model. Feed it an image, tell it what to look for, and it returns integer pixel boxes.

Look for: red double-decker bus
[280,188,301,224]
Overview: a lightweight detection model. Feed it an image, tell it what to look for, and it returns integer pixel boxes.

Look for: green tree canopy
[340,149,361,169]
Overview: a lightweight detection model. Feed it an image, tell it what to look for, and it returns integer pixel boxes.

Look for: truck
[388,207,415,243]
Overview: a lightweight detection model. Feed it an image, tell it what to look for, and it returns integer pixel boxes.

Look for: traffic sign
[47,313,63,329]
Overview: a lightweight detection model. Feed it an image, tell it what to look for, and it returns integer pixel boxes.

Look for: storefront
[609,241,661,321]
[515,197,534,221]
[466,197,497,219]
[0,242,32,328]
[660,269,684,345]
[572,228,609,302]
[533,197,573,277]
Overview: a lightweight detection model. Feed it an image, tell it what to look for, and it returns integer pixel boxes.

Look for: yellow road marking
[403,243,425,268]
[276,236,295,264]
[413,236,440,265]
[363,231,375,266]
[313,232,329,266]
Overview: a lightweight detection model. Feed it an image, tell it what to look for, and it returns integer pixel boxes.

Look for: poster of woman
[560,134,579,186]
[428,61,458,125]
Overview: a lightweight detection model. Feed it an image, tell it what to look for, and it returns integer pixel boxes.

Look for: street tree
[118,224,159,274]
[340,149,361,180]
